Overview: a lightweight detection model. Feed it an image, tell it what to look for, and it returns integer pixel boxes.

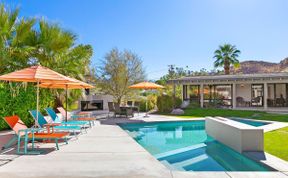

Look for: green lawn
[265,127,288,161]
[166,108,288,122]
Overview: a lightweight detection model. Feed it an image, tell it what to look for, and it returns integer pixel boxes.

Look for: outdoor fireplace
[81,100,103,111]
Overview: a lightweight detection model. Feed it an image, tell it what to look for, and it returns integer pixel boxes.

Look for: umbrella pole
[36,80,39,127]
[144,89,149,118]
[66,84,68,123]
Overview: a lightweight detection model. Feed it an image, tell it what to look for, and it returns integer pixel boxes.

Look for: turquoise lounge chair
[29,110,82,135]
[45,107,90,128]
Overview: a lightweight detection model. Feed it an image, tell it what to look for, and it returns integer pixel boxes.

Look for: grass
[163,108,288,122]
[265,127,288,161]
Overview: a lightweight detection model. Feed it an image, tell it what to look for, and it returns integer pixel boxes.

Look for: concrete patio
[0,114,288,178]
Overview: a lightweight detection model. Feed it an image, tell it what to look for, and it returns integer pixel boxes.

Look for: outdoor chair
[114,103,134,118]
[276,98,286,107]
[236,97,245,107]
[132,101,140,115]
[29,110,82,135]
[3,115,69,154]
[45,107,91,128]
[127,101,133,106]
[107,102,115,118]
[251,96,262,106]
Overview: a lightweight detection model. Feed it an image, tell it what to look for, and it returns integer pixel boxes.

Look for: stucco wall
[205,117,264,153]
[236,84,251,101]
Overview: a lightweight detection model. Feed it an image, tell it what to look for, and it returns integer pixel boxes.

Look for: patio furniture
[267,99,274,107]
[114,103,134,118]
[39,79,94,123]
[276,98,286,107]
[133,101,140,115]
[0,65,78,128]
[45,107,91,128]
[3,115,68,154]
[107,102,115,118]
[251,96,262,106]
[57,107,96,126]
[29,110,82,135]
[127,101,133,106]
[236,97,246,107]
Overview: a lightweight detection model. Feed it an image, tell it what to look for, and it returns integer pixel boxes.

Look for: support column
[232,83,236,109]
[200,84,204,108]
[173,82,176,109]
[264,82,268,110]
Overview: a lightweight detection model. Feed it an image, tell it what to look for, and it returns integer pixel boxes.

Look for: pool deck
[0,114,288,178]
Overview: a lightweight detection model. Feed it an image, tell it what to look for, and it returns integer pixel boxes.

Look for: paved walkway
[0,114,288,177]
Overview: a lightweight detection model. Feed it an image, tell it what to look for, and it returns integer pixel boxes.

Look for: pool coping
[124,114,288,177]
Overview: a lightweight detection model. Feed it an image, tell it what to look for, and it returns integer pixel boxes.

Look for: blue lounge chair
[29,110,82,135]
[45,107,91,128]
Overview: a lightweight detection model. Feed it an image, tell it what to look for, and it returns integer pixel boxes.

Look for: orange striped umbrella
[129,81,164,90]
[39,77,94,122]
[129,82,164,117]
[0,65,76,125]
[0,65,73,83]
[39,77,94,89]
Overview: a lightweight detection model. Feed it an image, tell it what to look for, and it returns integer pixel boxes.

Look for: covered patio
[171,73,288,111]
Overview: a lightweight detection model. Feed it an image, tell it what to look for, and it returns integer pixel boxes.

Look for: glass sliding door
[267,83,288,107]
[251,84,264,106]
[215,85,232,106]
[203,84,232,108]
[188,85,200,106]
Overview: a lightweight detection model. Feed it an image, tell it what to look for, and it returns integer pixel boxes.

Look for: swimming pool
[230,117,270,127]
[120,121,273,172]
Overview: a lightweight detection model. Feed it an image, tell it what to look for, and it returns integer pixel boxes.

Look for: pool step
[154,143,206,160]
[172,154,209,169]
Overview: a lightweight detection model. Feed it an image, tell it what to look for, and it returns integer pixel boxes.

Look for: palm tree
[28,20,93,108]
[0,5,36,73]
[213,44,241,75]
[0,4,93,109]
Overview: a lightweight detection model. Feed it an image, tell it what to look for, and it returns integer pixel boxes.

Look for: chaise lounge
[3,115,69,154]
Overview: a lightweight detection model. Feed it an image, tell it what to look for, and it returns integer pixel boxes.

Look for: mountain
[232,57,288,74]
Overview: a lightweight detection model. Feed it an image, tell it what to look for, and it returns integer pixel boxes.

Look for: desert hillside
[231,57,288,74]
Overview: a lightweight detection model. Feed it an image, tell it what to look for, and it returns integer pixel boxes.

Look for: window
[267,83,288,107]
[203,85,232,107]
[251,84,263,106]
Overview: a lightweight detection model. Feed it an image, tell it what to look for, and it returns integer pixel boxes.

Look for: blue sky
[3,0,288,80]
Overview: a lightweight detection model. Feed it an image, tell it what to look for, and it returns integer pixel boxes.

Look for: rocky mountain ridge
[232,57,288,74]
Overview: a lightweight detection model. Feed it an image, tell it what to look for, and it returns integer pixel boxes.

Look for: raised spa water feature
[120,120,273,172]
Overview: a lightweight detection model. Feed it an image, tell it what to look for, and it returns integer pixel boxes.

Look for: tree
[213,44,241,75]
[0,5,36,73]
[0,4,93,106]
[97,48,146,104]
[28,20,93,108]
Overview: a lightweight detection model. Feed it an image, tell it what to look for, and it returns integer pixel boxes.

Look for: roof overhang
[168,73,288,85]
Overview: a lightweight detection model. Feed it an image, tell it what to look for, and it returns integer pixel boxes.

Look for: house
[170,73,288,112]
[79,89,113,113]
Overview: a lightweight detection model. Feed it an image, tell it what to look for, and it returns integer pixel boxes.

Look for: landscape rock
[171,108,185,115]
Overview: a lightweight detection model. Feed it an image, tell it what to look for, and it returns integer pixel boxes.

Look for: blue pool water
[230,118,270,127]
[120,121,273,172]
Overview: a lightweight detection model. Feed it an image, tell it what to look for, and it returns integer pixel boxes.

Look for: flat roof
[169,72,288,84]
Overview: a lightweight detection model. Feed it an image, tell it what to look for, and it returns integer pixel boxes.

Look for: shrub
[138,94,158,112]
[0,83,54,130]
[157,94,182,113]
